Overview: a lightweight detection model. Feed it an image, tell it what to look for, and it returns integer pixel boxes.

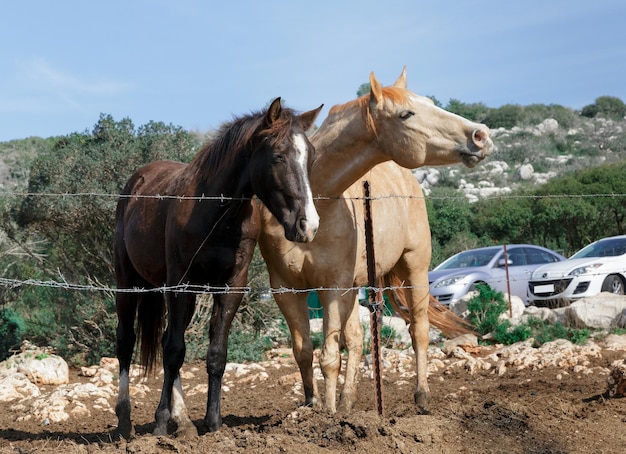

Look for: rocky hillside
[1,111,625,200]
[415,115,626,201]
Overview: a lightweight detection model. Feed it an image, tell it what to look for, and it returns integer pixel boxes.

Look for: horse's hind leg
[393,252,431,414]
[169,299,197,438]
[114,291,137,440]
[154,293,198,437]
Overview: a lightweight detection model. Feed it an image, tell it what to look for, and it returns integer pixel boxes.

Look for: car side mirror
[498,258,512,267]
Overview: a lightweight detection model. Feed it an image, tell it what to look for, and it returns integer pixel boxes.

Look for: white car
[429,244,565,306]
[528,235,626,306]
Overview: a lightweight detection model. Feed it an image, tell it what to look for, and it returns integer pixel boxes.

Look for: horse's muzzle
[462,127,494,167]
[288,216,318,243]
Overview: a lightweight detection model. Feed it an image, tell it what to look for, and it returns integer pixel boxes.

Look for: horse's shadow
[132,413,273,436]
[582,391,620,403]
[0,427,120,446]
[0,413,273,447]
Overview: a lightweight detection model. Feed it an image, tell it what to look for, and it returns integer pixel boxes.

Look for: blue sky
[1,0,625,141]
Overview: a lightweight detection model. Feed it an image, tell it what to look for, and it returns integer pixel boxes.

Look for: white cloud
[0,58,134,114]
[19,57,133,96]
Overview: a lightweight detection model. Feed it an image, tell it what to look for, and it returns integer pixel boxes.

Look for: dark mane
[190,105,300,181]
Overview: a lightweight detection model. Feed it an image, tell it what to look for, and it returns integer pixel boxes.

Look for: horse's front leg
[274,290,319,408]
[204,290,242,432]
[154,293,198,437]
[337,291,362,412]
[318,288,359,413]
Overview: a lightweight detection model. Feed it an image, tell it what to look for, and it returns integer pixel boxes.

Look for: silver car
[429,245,566,306]
[528,235,626,306]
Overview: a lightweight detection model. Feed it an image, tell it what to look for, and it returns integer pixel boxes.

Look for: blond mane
[327,86,411,136]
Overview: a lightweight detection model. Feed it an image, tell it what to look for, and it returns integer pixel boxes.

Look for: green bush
[0,307,24,360]
[380,325,399,347]
[485,315,591,347]
[483,104,523,129]
[581,96,626,120]
[527,318,590,346]
[465,285,591,347]
[492,320,532,345]
[227,329,272,363]
[467,284,508,335]
[0,115,200,366]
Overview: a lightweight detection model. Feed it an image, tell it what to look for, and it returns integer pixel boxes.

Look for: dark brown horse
[113,98,322,437]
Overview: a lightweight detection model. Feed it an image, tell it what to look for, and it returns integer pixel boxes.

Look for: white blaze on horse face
[293,133,320,231]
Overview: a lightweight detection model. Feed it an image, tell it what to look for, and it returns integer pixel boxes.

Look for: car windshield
[436,248,499,270]
[571,237,626,259]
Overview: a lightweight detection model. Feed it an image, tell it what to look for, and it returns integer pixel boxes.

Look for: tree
[483,104,523,129]
[427,95,443,108]
[445,99,489,123]
[427,187,479,265]
[531,160,626,253]
[4,114,199,363]
[356,82,370,98]
[581,96,626,120]
[470,195,534,244]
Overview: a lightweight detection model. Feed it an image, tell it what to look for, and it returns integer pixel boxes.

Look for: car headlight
[568,263,602,277]
[434,275,467,288]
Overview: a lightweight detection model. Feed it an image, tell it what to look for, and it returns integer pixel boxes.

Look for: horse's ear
[266,97,282,125]
[393,66,407,88]
[297,104,324,131]
[369,71,383,107]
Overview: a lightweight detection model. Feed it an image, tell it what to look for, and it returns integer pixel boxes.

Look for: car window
[572,238,626,259]
[505,248,526,266]
[524,247,560,264]
[437,249,498,269]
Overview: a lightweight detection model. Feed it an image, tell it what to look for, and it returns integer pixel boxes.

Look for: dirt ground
[1,347,626,454]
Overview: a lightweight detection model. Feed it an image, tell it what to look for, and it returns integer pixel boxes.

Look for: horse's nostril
[298,217,308,233]
[472,128,491,149]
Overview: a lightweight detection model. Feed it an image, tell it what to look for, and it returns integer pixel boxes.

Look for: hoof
[414,390,432,415]
[112,425,134,441]
[338,397,356,413]
[304,395,319,408]
[176,422,199,439]
[114,401,134,440]
[153,424,168,436]
[203,418,222,433]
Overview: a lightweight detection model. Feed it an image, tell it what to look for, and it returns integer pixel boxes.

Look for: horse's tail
[136,292,165,376]
[383,272,476,338]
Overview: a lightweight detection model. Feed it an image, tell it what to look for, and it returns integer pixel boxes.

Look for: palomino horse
[113,98,322,437]
[258,68,493,414]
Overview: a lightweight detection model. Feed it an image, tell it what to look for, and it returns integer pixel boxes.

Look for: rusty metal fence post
[363,181,384,416]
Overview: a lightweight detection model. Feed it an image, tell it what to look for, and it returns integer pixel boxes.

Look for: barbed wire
[0,271,616,296]
[0,189,624,296]
[0,190,625,202]
[0,275,417,295]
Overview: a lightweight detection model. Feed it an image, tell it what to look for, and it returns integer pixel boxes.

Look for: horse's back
[115,160,188,287]
[121,160,187,196]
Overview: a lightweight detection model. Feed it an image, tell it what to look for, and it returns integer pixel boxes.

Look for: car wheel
[469,281,488,292]
[601,275,625,295]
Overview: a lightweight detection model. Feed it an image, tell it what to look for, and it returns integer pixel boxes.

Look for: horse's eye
[399,110,415,120]
[273,153,286,164]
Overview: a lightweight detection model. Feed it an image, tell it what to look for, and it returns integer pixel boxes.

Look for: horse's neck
[309,113,387,198]
[188,152,251,199]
